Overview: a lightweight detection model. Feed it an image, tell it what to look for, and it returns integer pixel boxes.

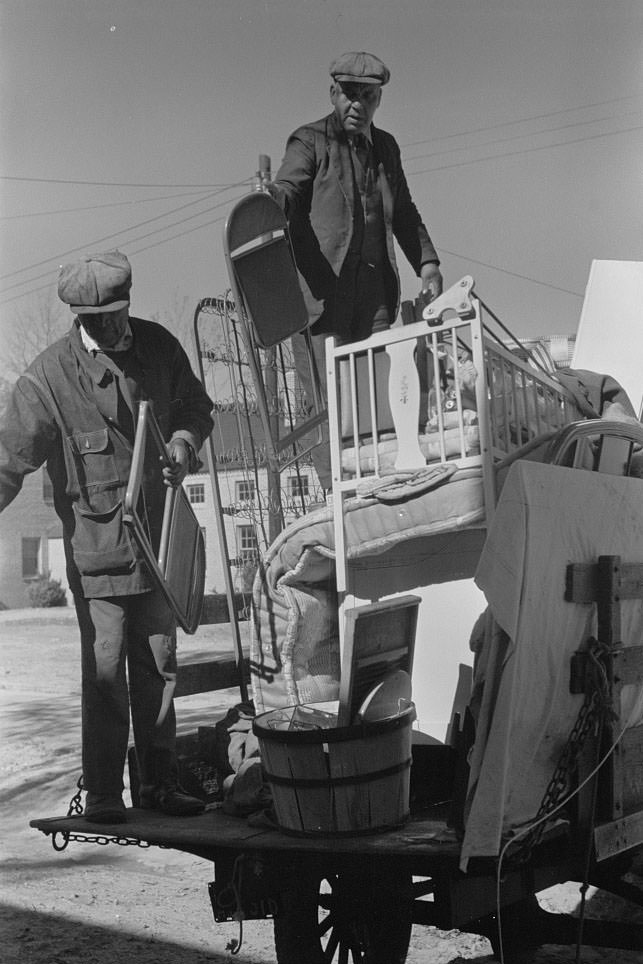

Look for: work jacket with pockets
[0,317,213,598]
[274,112,439,329]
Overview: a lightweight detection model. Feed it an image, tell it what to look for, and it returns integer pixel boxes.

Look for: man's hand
[420,263,443,303]
[163,438,192,488]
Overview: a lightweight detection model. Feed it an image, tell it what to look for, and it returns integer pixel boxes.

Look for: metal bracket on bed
[422,276,475,325]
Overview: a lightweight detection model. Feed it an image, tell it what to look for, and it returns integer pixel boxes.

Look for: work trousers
[74,588,178,798]
[293,257,390,489]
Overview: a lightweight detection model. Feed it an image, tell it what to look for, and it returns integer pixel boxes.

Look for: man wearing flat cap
[0,251,214,823]
[270,51,443,488]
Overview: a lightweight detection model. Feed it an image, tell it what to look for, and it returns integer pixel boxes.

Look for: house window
[42,471,54,505]
[187,483,205,504]
[236,479,256,502]
[237,524,258,562]
[22,537,41,578]
[287,474,309,499]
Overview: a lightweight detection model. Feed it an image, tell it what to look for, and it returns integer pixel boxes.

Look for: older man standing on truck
[270,51,443,488]
[0,251,214,823]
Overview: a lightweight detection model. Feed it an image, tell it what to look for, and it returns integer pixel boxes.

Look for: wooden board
[29,808,462,861]
[338,595,420,727]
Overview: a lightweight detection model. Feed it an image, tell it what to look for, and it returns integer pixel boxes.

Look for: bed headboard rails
[325,277,584,589]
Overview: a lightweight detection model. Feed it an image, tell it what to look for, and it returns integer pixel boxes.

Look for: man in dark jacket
[271,51,443,487]
[0,251,214,823]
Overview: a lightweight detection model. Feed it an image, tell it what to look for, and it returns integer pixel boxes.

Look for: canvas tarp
[461,460,643,870]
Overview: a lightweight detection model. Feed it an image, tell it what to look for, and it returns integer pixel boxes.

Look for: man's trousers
[74,588,178,798]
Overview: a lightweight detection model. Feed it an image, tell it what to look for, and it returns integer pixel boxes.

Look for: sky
[1,0,642,370]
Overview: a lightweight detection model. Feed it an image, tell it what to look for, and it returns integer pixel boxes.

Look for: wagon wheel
[273,868,413,964]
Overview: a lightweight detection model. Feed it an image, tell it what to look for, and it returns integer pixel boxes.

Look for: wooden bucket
[253,704,415,836]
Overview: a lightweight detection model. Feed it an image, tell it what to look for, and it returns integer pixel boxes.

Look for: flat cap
[330,51,390,86]
[58,250,132,314]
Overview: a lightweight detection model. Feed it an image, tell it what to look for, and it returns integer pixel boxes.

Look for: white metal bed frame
[326,276,584,603]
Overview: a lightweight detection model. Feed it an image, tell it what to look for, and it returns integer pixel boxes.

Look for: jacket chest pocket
[67,428,120,505]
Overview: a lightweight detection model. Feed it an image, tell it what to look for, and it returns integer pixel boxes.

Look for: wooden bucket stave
[253,704,415,836]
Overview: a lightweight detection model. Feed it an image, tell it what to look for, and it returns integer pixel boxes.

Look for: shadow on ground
[1,903,236,964]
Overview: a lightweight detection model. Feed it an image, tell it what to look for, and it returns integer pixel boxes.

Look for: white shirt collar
[80,320,133,355]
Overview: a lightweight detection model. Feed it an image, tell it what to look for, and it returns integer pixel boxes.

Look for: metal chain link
[46,773,169,852]
[514,637,614,861]
[67,773,85,817]
[52,830,157,851]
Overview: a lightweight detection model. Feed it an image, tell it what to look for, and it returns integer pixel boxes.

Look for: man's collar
[79,320,133,355]
[348,124,373,146]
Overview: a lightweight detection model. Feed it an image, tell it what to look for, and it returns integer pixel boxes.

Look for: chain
[514,638,614,861]
[67,773,85,817]
[46,772,168,853]
[52,831,158,851]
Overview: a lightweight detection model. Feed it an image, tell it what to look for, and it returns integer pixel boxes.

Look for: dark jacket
[555,369,637,419]
[274,112,439,327]
[0,317,213,598]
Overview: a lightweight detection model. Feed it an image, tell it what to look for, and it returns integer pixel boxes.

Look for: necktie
[354,134,369,170]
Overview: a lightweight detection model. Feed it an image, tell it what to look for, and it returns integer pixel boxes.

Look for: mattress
[250,467,485,713]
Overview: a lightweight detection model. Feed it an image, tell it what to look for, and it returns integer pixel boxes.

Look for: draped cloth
[461,461,643,870]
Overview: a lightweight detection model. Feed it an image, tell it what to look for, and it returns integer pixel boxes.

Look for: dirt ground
[1,608,642,964]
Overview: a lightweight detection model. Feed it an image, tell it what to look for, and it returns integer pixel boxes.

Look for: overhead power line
[406,123,643,175]
[0,200,246,307]
[400,93,638,149]
[0,189,223,220]
[403,108,642,163]
[0,175,245,189]
[439,248,582,297]
[0,184,248,284]
[1,225,580,309]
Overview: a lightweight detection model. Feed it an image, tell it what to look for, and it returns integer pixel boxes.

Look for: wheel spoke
[274,871,411,964]
[319,910,336,938]
[323,927,340,962]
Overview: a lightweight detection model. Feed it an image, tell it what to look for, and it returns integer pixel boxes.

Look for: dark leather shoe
[140,784,205,816]
[85,793,127,824]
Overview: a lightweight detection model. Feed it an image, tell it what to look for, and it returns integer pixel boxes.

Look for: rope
[220,854,247,955]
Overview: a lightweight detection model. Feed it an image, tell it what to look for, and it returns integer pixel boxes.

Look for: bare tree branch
[3,295,69,379]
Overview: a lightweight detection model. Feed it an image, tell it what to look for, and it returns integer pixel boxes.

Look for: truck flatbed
[30,807,462,867]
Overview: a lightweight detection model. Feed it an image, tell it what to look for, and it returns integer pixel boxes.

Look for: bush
[26,572,68,608]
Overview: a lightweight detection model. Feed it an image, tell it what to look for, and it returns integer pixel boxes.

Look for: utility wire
[7,116,636,287]
[400,93,638,148]
[0,195,238,296]
[0,175,245,189]
[0,225,579,309]
[404,108,642,162]
[439,249,583,297]
[0,189,227,220]
[0,185,245,284]
[0,203,244,306]
[406,123,642,176]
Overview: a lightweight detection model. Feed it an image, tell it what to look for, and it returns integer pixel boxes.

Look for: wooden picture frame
[337,595,421,727]
[123,401,205,634]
